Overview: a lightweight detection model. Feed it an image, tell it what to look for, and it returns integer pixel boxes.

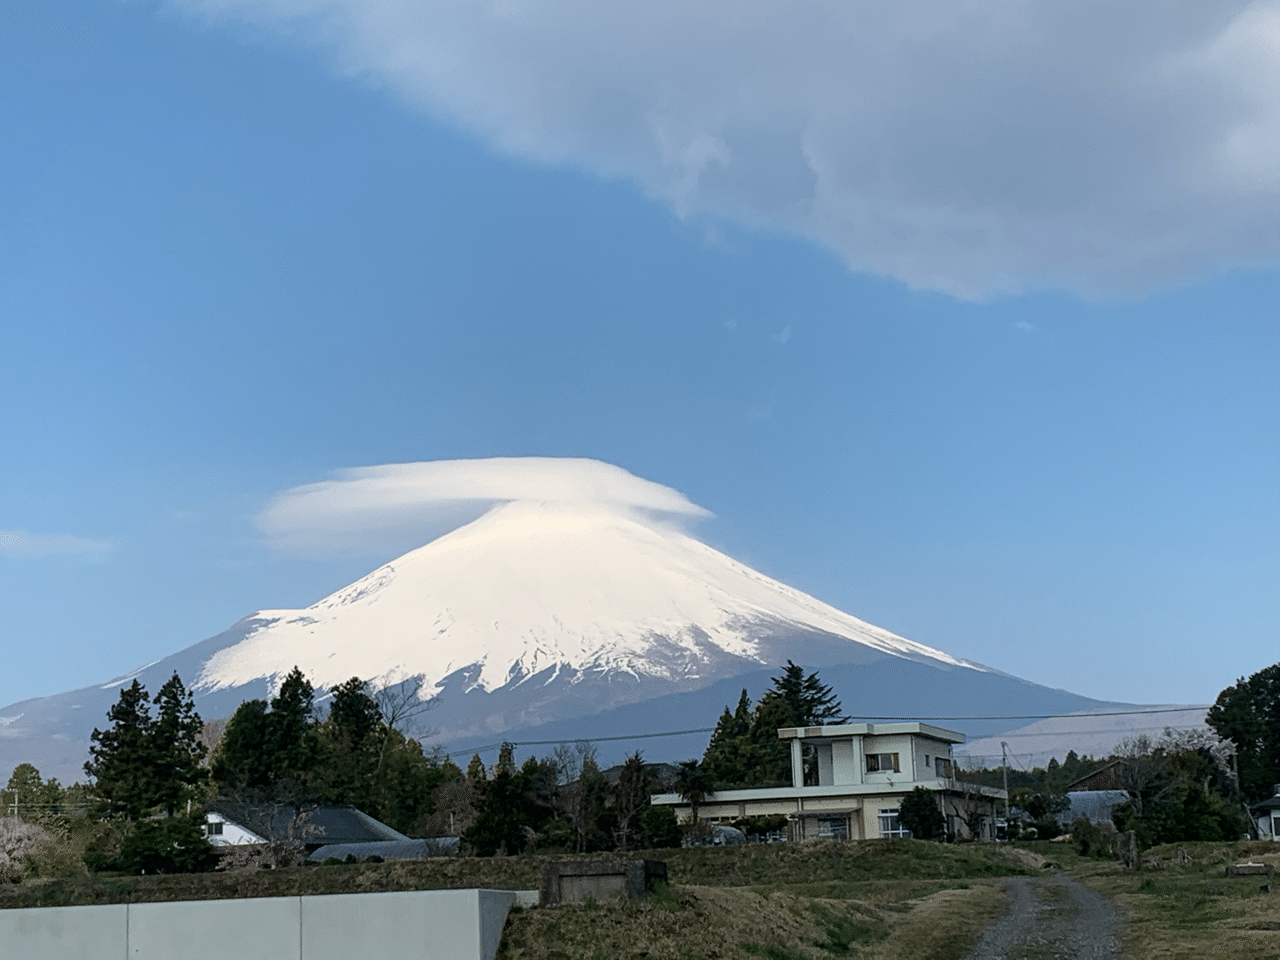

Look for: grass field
[496,841,1029,960]
[1059,840,1280,960]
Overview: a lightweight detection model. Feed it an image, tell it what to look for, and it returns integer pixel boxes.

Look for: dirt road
[966,873,1122,960]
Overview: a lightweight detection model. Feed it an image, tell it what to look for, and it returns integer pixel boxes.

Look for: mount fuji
[1,495,1125,782]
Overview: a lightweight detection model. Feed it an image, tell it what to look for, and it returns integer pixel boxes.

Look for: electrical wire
[445,705,1212,758]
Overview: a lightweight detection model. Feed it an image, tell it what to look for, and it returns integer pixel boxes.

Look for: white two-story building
[651,722,1006,841]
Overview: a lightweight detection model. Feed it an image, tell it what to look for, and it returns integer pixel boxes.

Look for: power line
[444,705,1212,758]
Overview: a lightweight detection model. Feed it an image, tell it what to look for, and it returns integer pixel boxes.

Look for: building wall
[0,889,520,960]
[204,813,263,847]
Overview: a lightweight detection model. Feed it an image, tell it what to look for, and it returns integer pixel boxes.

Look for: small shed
[1250,786,1280,841]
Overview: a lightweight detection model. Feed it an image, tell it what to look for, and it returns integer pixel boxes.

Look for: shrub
[116,817,218,875]
[898,788,946,841]
[0,817,51,883]
[638,806,681,848]
[1070,816,1118,859]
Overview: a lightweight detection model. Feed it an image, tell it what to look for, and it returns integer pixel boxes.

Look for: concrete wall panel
[128,896,302,960]
[0,903,126,960]
[302,889,513,960]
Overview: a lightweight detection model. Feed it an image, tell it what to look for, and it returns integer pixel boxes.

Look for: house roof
[207,801,410,845]
[307,838,458,862]
[1250,795,1280,813]
[1066,760,1126,793]
[777,722,965,744]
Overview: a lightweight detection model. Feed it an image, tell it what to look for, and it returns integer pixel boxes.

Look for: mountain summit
[0,495,1113,783]
[198,498,976,700]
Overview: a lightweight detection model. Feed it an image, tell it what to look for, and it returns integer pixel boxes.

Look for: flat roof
[777,722,966,744]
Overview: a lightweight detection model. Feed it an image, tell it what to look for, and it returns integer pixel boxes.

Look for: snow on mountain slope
[196,499,978,699]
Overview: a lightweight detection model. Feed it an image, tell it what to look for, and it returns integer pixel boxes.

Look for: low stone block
[541,859,667,907]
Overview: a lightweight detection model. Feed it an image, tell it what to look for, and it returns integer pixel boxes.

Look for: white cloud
[164,0,1280,298]
[258,457,711,555]
[0,530,111,557]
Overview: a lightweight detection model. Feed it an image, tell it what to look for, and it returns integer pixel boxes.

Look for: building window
[935,757,953,778]
[205,821,223,836]
[866,753,900,773]
[816,817,849,841]
[878,809,910,838]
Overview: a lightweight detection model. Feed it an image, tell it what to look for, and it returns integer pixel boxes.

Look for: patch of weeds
[650,881,679,910]
[741,942,810,960]
[810,902,888,955]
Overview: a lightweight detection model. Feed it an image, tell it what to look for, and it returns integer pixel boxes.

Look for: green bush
[898,788,946,841]
[115,817,218,875]
[638,805,681,849]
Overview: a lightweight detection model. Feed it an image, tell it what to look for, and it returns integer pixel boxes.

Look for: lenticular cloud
[257,457,710,555]
[166,0,1280,297]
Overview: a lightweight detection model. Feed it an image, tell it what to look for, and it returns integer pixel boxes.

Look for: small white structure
[202,809,266,847]
[652,722,1005,841]
[1252,786,1280,841]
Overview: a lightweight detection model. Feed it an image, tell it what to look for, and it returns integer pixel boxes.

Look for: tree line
[4,657,1280,879]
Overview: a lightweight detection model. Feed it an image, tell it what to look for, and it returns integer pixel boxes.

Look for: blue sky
[2,0,1277,710]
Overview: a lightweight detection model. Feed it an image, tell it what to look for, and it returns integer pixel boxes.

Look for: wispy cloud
[258,457,712,555]
[773,325,793,345]
[163,0,1280,298]
[0,530,111,557]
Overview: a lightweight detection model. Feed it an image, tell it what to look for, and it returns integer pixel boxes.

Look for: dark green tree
[85,680,159,818]
[464,744,556,856]
[317,677,384,810]
[116,816,218,875]
[771,660,845,726]
[638,804,681,848]
[898,787,946,840]
[151,673,208,816]
[267,667,319,786]
[614,752,653,850]
[4,763,63,815]
[212,666,320,805]
[211,699,272,790]
[1207,661,1280,804]
[673,759,714,822]
[700,664,845,789]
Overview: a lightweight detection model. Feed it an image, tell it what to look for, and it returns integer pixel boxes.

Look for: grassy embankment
[2,840,1031,960]
[1053,839,1280,960]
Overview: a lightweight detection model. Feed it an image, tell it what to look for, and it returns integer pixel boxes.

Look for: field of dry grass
[497,878,1007,960]
[496,841,1026,960]
[1058,840,1280,960]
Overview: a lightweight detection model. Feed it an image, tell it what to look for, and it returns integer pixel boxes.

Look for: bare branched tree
[198,718,228,766]
[945,779,992,840]
[374,675,438,740]
[1112,734,1175,820]
[552,742,606,853]
[216,800,320,871]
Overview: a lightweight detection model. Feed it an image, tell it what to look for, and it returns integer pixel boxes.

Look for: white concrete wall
[830,738,859,785]
[0,888,519,960]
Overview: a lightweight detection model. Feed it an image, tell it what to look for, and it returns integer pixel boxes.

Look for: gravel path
[966,873,1122,960]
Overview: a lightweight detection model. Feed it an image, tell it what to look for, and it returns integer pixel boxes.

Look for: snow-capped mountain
[0,498,1119,782]
[198,499,976,699]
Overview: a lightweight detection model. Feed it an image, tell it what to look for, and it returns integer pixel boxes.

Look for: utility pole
[1001,742,1010,837]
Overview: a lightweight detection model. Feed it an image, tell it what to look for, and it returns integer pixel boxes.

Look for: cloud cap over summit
[258,457,712,555]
